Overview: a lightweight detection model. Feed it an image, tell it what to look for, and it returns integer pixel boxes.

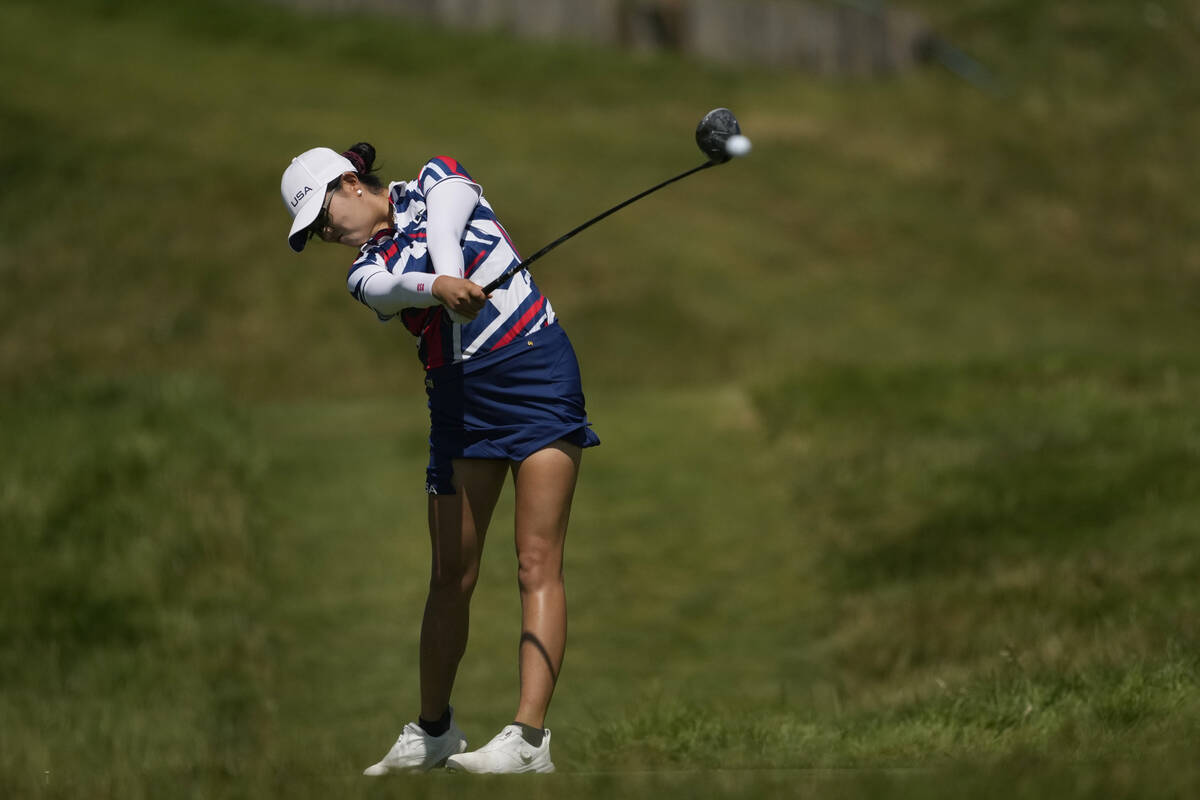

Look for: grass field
[2,0,1199,797]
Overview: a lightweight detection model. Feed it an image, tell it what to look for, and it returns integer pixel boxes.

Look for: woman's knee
[429,556,480,598]
[517,544,563,592]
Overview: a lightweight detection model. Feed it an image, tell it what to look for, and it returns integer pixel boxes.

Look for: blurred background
[2,0,1198,797]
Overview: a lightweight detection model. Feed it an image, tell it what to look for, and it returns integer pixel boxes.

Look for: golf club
[481,108,748,294]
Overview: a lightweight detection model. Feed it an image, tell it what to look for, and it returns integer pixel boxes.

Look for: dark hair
[330,141,385,192]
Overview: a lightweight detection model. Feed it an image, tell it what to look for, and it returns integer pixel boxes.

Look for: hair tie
[343,150,366,173]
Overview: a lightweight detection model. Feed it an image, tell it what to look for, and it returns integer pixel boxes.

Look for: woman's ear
[342,172,366,195]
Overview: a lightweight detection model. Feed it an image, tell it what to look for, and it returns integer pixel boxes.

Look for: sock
[418,707,452,737]
[513,721,544,747]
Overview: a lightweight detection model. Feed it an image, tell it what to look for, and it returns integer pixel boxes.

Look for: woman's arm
[360,270,439,316]
[361,271,488,320]
[425,178,489,318]
[425,178,481,278]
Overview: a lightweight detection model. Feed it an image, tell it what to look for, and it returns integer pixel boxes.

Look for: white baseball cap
[281,147,357,252]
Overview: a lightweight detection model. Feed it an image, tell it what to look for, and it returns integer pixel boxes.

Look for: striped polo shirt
[346,156,555,369]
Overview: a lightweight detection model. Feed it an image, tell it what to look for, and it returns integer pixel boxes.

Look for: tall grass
[0,377,272,798]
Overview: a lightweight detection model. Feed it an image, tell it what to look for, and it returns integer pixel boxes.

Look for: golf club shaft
[481,160,717,294]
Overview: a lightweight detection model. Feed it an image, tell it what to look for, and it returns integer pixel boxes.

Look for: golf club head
[695,107,741,164]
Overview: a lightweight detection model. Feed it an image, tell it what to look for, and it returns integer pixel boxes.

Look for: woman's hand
[432,275,490,321]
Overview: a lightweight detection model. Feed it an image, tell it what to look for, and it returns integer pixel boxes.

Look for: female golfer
[280,143,598,774]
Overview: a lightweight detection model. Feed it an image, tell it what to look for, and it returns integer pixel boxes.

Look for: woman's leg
[420,458,509,721]
[510,441,583,728]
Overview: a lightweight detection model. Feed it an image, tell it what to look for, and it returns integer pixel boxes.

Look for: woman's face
[312,175,384,248]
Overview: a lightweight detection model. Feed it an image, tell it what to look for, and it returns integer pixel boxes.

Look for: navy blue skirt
[424,322,600,494]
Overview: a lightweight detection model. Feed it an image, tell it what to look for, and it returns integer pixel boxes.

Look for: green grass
[2,0,1199,797]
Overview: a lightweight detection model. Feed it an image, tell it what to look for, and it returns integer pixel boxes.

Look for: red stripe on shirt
[490,295,546,351]
[465,249,488,278]
[423,309,446,369]
[435,156,464,177]
[401,306,432,339]
[494,222,522,259]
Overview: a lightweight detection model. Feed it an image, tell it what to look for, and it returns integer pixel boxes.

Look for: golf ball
[725,134,752,158]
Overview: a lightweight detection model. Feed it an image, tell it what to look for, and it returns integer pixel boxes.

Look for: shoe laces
[399,721,427,742]
[479,725,520,751]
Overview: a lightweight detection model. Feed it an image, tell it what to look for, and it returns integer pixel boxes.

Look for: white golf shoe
[362,713,468,775]
[445,724,555,774]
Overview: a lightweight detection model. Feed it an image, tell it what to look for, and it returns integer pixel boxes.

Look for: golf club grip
[481,160,717,294]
